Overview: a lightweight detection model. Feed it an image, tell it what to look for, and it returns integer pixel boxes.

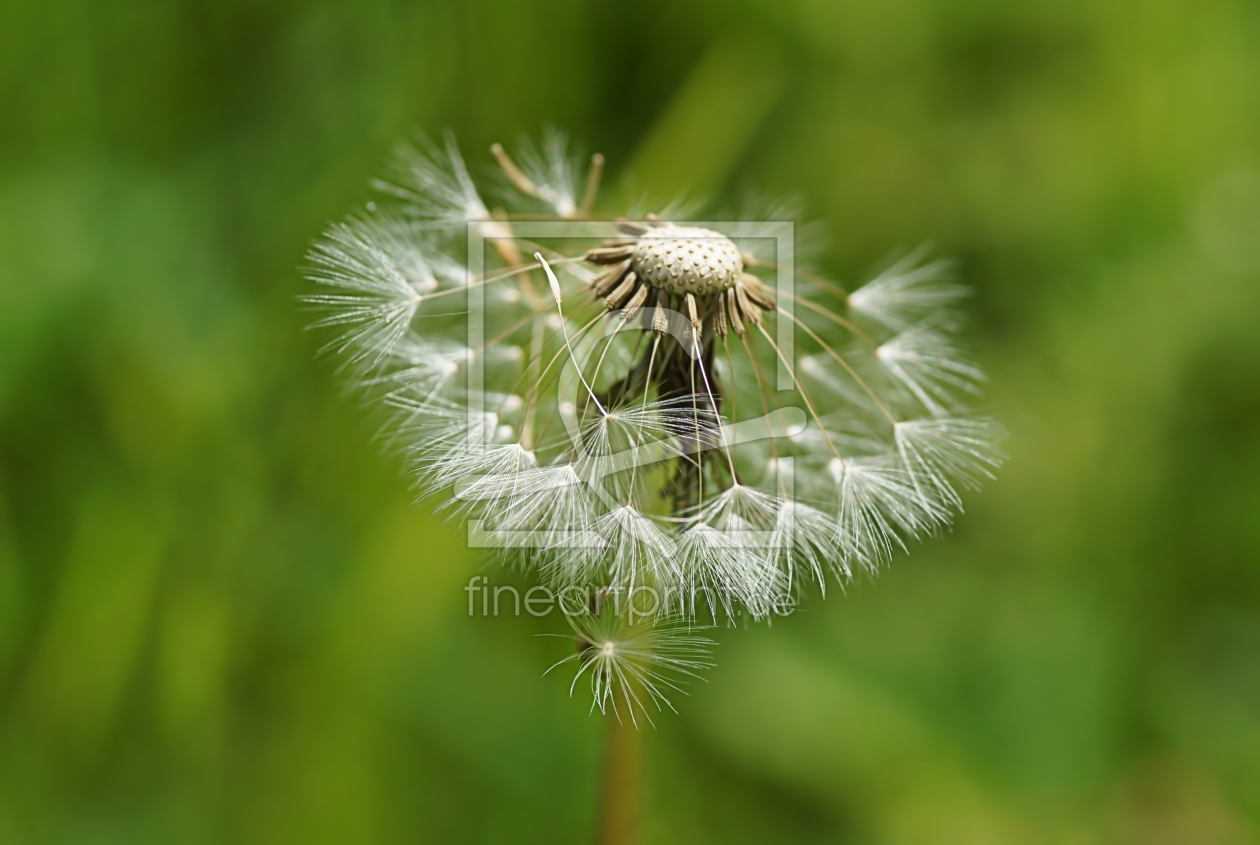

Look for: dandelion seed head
[630,225,744,296]
[304,130,1004,708]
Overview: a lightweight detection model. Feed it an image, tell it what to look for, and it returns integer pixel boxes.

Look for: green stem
[595,690,642,845]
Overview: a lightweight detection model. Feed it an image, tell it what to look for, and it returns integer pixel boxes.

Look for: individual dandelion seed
[542,597,715,727]
[303,130,1004,711]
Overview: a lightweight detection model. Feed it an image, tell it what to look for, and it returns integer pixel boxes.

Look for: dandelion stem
[595,683,643,845]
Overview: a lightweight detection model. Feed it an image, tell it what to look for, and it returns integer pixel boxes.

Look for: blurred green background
[1,0,1258,842]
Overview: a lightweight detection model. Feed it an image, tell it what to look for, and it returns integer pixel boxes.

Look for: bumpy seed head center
[631,226,743,296]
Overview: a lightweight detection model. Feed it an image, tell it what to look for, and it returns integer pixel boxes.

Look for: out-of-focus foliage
[0,0,1257,842]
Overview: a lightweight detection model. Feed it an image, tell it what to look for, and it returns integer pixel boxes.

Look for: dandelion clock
[305,130,1002,843]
